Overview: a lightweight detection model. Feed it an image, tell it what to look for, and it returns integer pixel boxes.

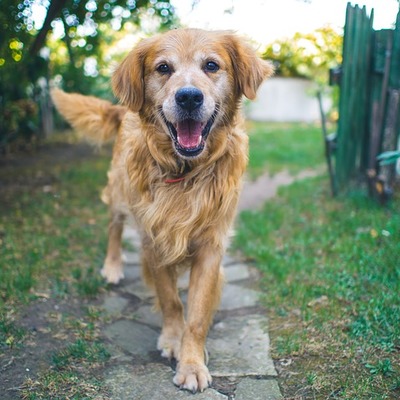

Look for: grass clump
[21,306,110,399]
[23,338,110,399]
[21,371,108,400]
[52,338,110,369]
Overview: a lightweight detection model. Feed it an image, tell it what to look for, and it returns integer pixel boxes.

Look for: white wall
[246,77,331,123]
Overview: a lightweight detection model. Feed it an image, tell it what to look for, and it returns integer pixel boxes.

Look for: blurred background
[1,0,398,149]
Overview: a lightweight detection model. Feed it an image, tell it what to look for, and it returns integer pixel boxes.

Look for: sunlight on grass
[247,122,325,178]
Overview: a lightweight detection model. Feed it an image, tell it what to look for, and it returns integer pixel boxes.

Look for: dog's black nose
[175,87,204,112]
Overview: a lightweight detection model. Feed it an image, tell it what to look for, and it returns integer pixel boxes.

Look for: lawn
[0,138,112,398]
[0,142,111,303]
[246,121,326,179]
[236,123,400,398]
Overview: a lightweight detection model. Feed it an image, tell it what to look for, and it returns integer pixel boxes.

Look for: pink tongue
[176,119,203,149]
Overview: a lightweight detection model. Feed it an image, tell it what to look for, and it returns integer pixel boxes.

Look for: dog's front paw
[157,330,182,360]
[101,258,124,284]
[173,362,212,393]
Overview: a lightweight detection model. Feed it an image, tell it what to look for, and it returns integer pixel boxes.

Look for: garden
[1,1,400,399]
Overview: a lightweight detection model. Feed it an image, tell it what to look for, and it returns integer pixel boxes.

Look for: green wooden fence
[329,3,400,202]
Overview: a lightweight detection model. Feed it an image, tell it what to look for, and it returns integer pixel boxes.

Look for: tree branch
[29,0,68,56]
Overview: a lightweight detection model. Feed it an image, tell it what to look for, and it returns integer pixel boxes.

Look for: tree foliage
[263,26,343,85]
[0,0,176,146]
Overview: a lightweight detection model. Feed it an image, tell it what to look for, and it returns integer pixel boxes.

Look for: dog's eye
[204,61,219,73]
[157,64,171,74]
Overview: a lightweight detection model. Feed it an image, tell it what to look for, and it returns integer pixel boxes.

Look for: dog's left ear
[112,38,153,112]
[225,34,274,100]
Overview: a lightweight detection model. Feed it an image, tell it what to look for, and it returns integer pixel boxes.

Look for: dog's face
[113,29,272,159]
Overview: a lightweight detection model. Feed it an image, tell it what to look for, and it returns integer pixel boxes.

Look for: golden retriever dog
[51,28,272,393]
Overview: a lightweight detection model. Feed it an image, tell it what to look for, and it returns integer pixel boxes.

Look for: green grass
[234,122,400,398]
[0,155,109,308]
[22,312,111,399]
[52,338,110,369]
[247,122,325,178]
[21,371,106,400]
[0,313,26,349]
[0,143,111,397]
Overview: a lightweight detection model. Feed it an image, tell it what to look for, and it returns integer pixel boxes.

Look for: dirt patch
[1,297,94,399]
[0,138,107,207]
[0,139,94,169]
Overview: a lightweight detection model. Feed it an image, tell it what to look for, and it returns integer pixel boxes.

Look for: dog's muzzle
[162,87,216,158]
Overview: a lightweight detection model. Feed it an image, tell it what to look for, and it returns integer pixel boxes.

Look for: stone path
[238,169,321,210]
[99,171,301,399]
[101,232,281,399]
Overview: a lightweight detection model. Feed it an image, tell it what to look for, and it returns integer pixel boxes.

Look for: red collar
[165,160,191,183]
[165,176,186,184]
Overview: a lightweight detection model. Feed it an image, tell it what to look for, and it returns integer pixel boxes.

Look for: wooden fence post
[334,3,400,202]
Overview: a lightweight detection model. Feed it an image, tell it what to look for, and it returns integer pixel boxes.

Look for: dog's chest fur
[107,112,248,264]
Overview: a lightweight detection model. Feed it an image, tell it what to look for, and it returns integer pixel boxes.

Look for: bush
[263,26,343,85]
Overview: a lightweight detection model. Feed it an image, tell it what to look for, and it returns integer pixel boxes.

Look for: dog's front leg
[151,265,185,361]
[173,247,224,393]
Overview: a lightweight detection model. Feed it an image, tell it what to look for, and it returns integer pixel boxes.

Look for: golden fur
[51,28,272,393]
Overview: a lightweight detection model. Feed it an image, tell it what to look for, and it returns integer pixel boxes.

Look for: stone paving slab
[223,254,240,266]
[219,284,260,310]
[123,264,142,281]
[102,295,129,316]
[237,169,320,211]
[134,304,162,328]
[105,364,228,400]
[235,378,282,400]
[177,263,251,290]
[223,263,251,282]
[122,226,141,243]
[122,250,141,265]
[208,315,276,378]
[123,281,155,300]
[104,320,159,357]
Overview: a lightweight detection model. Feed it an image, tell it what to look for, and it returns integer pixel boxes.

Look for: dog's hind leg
[101,211,125,284]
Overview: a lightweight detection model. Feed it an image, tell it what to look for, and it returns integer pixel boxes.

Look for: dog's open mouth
[163,113,216,158]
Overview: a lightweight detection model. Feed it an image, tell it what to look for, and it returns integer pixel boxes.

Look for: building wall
[246,77,331,123]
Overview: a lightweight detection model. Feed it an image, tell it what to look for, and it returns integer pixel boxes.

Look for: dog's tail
[51,88,127,144]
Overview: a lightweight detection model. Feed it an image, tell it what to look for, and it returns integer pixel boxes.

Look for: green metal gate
[329,3,400,202]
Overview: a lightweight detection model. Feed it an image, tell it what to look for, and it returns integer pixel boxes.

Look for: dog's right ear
[112,39,151,112]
